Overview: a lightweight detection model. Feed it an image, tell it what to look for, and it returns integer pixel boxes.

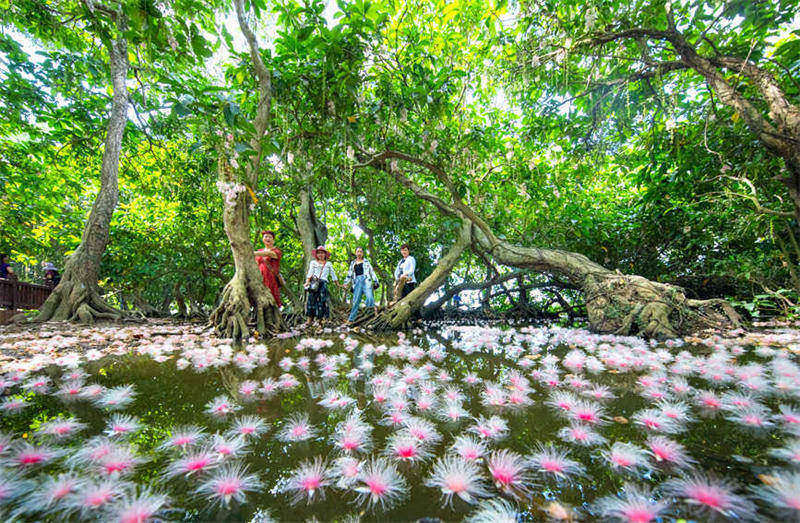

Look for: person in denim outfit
[344,247,378,322]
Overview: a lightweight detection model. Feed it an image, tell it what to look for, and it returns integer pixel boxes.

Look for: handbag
[372,280,380,290]
[306,261,325,292]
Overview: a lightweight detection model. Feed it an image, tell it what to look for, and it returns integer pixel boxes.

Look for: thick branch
[234,0,271,187]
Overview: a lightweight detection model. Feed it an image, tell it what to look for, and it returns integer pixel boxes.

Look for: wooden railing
[0,279,52,310]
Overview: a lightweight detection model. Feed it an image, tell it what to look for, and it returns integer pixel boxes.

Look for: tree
[209,0,282,341]
[36,1,129,323]
[358,149,740,337]
[515,0,800,219]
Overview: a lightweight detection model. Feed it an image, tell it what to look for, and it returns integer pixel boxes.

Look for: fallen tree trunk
[36,13,129,324]
[357,150,741,338]
[362,219,472,330]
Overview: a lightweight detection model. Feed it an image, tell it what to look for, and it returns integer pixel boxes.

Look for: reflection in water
[0,324,799,520]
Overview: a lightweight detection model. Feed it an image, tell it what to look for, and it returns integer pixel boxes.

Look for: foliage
[1,0,797,315]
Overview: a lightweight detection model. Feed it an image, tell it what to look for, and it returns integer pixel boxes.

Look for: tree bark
[209,0,283,341]
[296,186,328,273]
[363,219,472,330]
[357,150,741,338]
[36,19,128,324]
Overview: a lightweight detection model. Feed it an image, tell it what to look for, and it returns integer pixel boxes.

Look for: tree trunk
[209,0,282,342]
[131,292,161,317]
[209,164,282,340]
[36,27,128,324]
[297,186,328,272]
[358,150,741,338]
[470,225,740,338]
[517,275,529,307]
[364,220,471,330]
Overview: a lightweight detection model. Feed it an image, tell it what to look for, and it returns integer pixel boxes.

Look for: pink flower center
[541,460,563,472]
[19,454,44,465]
[54,485,72,499]
[445,477,466,493]
[87,492,112,507]
[240,427,255,434]
[104,462,129,474]
[785,496,800,509]
[217,480,241,496]
[624,508,656,523]
[613,456,632,467]
[397,445,417,458]
[302,477,321,491]
[693,487,722,508]
[121,509,152,523]
[187,459,210,471]
[342,439,359,450]
[366,478,387,496]
[173,436,192,446]
[492,468,514,485]
[291,426,307,437]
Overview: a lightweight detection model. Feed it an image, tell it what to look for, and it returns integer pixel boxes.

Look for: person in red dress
[254,230,282,307]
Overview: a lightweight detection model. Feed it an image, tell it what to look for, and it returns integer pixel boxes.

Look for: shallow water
[1,324,798,521]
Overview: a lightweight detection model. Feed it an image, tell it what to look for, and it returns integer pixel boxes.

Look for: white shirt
[394,255,416,283]
[306,260,337,282]
[345,259,377,284]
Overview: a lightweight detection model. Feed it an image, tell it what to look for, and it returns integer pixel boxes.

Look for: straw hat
[312,245,330,260]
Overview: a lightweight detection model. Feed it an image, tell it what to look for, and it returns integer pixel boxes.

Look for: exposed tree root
[35,275,122,325]
[583,273,741,339]
[363,220,472,332]
[362,303,413,331]
[209,270,283,342]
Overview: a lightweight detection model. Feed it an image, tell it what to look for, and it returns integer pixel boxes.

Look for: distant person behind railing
[0,254,16,280]
[42,262,61,287]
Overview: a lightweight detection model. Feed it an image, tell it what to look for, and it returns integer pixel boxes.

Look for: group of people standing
[253,230,417,326]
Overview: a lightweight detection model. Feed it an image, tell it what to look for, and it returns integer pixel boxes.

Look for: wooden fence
[0,279,52,310]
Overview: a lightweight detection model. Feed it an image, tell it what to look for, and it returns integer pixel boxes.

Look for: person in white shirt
[392,243,416,304]
[344,247,378,322]
[304,245,339,324]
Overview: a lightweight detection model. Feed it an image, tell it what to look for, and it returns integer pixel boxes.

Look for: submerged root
[584,273,741,339]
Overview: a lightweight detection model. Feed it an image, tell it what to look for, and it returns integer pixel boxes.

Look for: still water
[0,324,795,521]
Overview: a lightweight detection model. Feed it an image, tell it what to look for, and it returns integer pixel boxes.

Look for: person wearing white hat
[42,262,60,287]
[303,245,339,325]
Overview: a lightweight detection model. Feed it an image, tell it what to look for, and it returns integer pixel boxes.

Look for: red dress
[257,247,282,307]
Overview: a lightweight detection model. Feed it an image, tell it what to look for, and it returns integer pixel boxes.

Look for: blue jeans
[349,275,375,321]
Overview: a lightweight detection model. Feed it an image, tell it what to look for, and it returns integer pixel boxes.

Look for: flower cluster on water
[2,319,800,520]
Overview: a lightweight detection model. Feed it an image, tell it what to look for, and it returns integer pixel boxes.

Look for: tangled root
[362,303,413,332]
[584,272,741,339]
[36,278,121,324]
[209,273,283,342]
